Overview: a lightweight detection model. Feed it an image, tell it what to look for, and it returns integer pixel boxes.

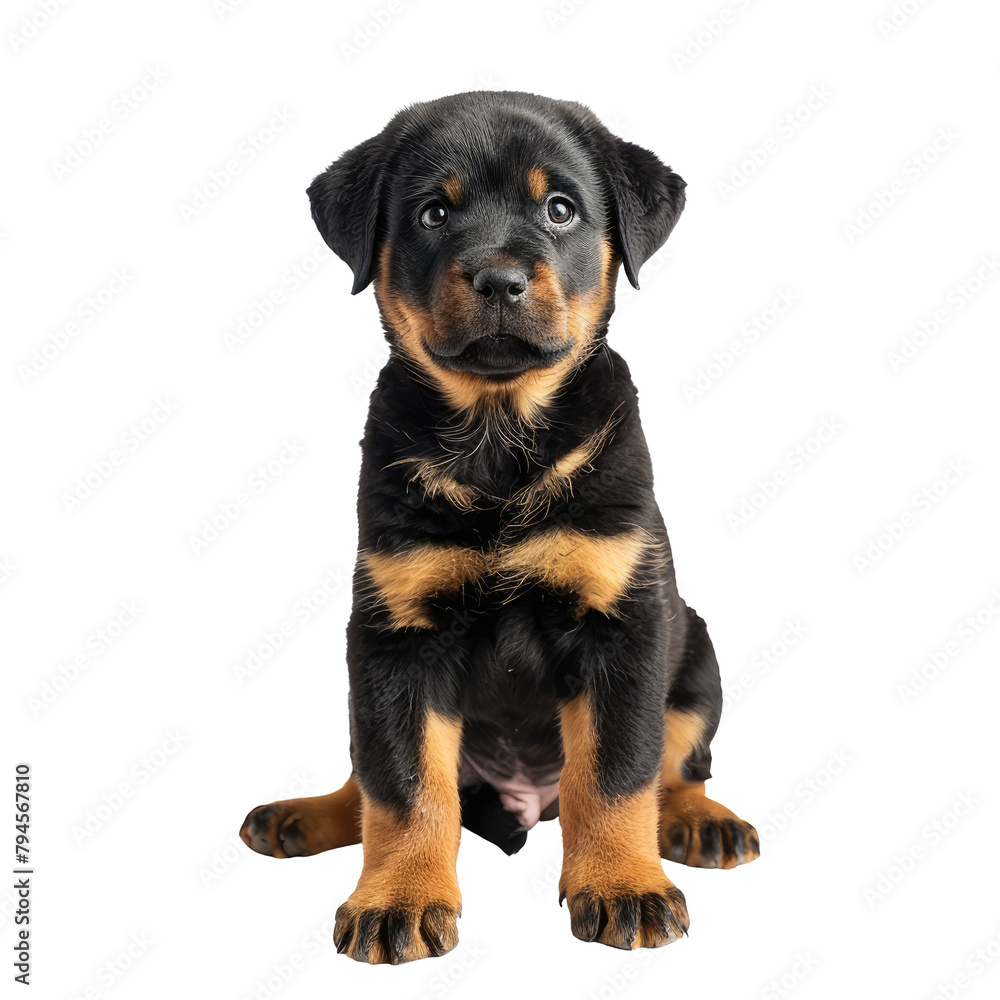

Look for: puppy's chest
[363,441,654,630]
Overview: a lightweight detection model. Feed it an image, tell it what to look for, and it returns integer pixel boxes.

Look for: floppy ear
[307,134,386,295]
[603,138,686,290]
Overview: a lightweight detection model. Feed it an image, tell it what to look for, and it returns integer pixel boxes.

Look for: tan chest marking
[389,410,617,520]
[494,527,651,614]
[367,413,648,627]
[363,545,488,630]
[391,412,619,524]
[364,528,650,629]
[514,414,620,515]
[397,459,480,511]
[539,439,600,493]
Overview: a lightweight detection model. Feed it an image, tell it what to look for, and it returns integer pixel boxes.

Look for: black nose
[472,266,528,304]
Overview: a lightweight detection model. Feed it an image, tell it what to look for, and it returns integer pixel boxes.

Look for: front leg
[558,634,689,950]
[334,616,466,964]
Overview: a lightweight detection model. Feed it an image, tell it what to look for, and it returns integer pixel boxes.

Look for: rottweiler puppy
[240,90,759,964]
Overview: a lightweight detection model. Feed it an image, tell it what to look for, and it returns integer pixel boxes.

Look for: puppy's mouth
[425,334,571,379]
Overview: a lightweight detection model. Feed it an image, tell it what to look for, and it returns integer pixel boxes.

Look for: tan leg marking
[240,777,361,858]
[558,696,689,949]
[363,544,488,629]
[334,711,463,964]
[658,708,760,869]
[660,708,707,790]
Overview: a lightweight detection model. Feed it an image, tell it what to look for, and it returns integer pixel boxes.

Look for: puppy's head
[308,91,685,419]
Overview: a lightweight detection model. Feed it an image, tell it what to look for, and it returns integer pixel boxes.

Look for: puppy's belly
[496,778,560,830]
[459,719,563,830]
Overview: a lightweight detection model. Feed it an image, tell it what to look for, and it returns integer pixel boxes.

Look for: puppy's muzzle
[426,259,572,379]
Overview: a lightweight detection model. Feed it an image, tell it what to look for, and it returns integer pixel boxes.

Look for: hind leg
[240,776,361,858]
[658,718,760,870]
[658,611,760,870]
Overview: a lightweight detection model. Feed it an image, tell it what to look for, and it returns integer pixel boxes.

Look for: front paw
[560,872,689,950]
[334,898,460,964]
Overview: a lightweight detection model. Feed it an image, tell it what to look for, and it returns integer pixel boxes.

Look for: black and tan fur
[240,91,758,964]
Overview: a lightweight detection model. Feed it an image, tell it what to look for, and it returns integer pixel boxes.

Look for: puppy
[241,90,759,964]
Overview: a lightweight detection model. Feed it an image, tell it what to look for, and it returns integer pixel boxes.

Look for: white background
[4,0,1000,997]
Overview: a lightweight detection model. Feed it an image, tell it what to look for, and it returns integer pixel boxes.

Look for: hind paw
[659,787,759,869]
[239,781,361,858]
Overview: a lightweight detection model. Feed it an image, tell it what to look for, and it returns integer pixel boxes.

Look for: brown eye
[420,202,448,229]
[547,196,574,225]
